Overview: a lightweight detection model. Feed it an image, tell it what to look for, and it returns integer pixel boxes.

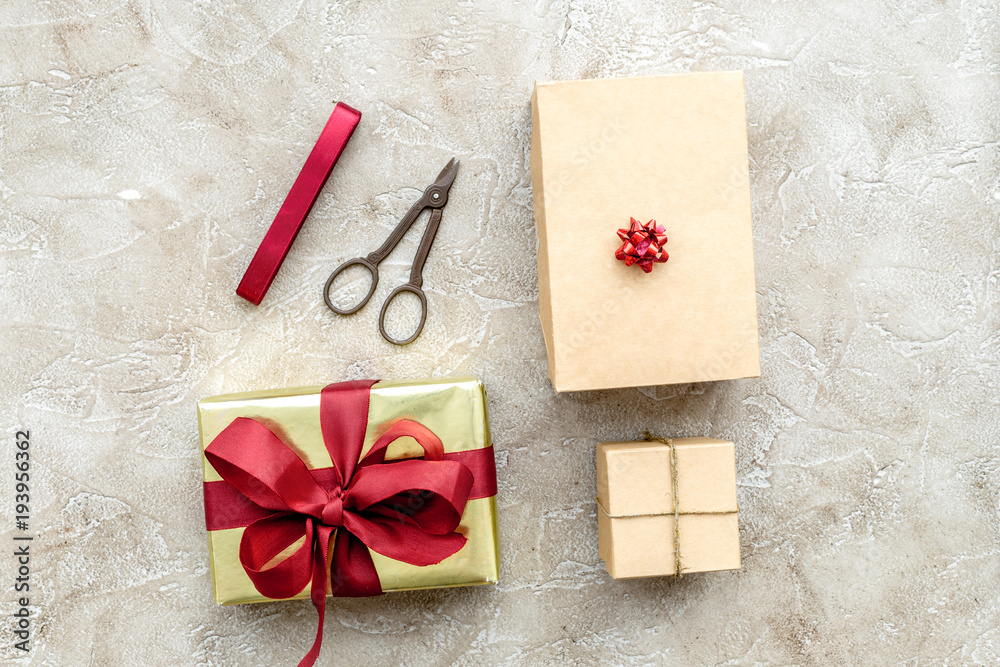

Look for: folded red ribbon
[202,380,497,667]
[236,102,361,305]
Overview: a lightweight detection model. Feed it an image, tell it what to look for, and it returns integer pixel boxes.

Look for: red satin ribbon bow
[203,380,494,667]
[615,217,669,273]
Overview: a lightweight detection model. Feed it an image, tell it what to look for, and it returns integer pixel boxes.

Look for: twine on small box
[641,432,683,577]
[595,433,685,577]
[597,434,741,578]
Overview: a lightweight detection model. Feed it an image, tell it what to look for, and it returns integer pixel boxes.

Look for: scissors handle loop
[323,256,378,315]
[378,284,428,345]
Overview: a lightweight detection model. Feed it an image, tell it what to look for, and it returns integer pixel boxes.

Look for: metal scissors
[323,158,459,345]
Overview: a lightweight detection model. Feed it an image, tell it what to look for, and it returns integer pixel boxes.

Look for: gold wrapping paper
[198,376,500,605]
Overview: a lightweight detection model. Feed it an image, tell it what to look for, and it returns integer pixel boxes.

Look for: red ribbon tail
[298,602,324,667]
[299,524,334,667]
[329,529,383,597]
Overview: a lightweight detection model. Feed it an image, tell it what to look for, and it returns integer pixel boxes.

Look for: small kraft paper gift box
[198,377,499,666]
[530,72,760,392]
[596,437,740,579]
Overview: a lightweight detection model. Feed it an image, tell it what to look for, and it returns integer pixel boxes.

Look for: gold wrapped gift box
[198,377,500,605]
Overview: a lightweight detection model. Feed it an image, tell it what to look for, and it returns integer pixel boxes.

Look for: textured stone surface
[2,1,999,665]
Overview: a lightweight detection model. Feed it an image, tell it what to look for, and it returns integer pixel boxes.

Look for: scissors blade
[432,157,460,192]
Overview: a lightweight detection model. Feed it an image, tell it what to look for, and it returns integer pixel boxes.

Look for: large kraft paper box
[596,438,740,579]
[530,72,759,392]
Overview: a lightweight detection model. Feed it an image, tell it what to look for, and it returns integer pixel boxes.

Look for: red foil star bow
[615,217,669,273]
[202,380,497,667]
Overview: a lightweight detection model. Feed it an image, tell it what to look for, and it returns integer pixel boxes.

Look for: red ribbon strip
[236,102,362,306]
[202,380,495,667]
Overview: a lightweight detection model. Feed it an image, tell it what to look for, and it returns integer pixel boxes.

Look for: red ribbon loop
[203,380,480,667]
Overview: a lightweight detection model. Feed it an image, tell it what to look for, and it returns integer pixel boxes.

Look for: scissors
[323,158,459,345]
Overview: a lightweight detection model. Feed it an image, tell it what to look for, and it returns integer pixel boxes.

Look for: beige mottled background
[2,1,999,665]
